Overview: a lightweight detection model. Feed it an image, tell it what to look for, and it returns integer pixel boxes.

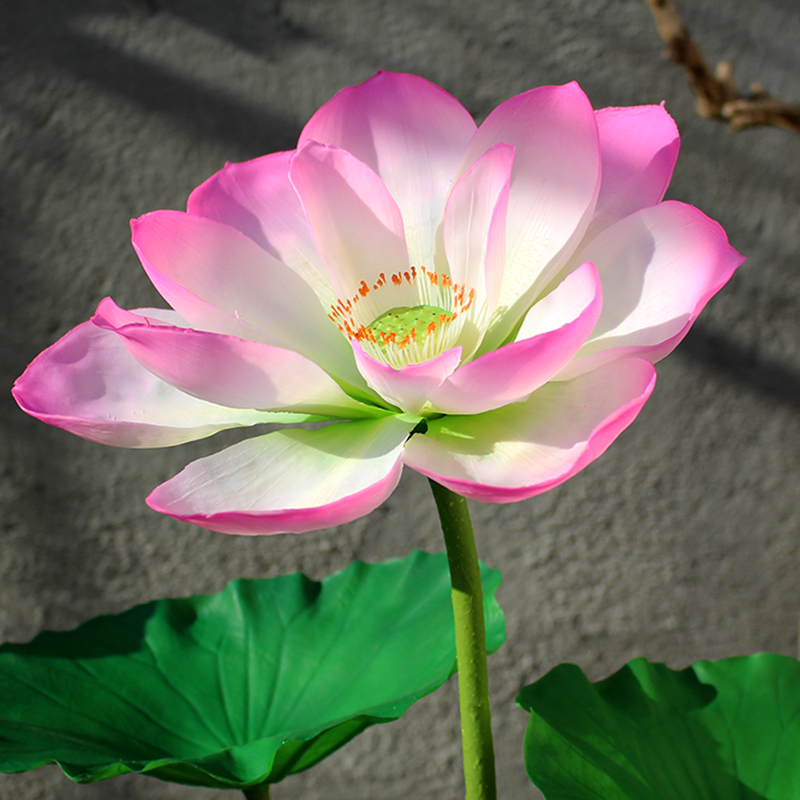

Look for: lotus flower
[13,72,743,535]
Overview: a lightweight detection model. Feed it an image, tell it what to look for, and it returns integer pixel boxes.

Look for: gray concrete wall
[1,1,799,798]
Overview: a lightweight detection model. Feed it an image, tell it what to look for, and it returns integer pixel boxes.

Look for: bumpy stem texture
[429,479,497,800]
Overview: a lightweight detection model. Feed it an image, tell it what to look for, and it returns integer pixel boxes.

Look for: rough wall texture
[1,0,799,798]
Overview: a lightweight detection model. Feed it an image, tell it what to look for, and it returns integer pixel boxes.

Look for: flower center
[368,305,450,353]
[327,266,478,368]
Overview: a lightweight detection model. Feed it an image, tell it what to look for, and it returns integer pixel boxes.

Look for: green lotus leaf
[517,653,800,800]
[0,550,504,791]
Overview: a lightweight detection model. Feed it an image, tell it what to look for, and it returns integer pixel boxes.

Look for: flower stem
[429,479,497,800]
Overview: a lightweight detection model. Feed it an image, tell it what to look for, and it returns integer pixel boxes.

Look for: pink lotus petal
[133,256,272,342]
[299,71,477,268]
[457,82,601,350]
[558,200,745,379]
[131,210,361,386]
[12,319,304,448]
[147,415,417,535]
[289,141,412,321]
[584,104,680,243]
[428,262,602,414]
[404,358,656,502]
[352,344,462,414]
[92,298,379,418]
[443,143,514,320]
[187,151,334,305]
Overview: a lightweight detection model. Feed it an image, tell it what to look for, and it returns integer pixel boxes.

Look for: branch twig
[645,0,800,134]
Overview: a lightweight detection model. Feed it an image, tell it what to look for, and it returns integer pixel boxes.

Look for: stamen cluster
[327,266,476,368]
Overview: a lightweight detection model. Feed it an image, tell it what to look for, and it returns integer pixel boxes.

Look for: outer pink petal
[558,201,744,379]
[403,358,656,502]
[299,71,477,268]
[352,344,462,414]
[147,415,417,535]
[92,298,380,418]
[12,320,308,448]
[289,141,411,321]
[186,151,334,305]
[457,82,601,349]
[428,262,602,414]
[131,210,360,386]
[443,143,514,319]
[584,104,680,243]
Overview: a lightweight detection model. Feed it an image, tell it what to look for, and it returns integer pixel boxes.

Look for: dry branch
[645,0,800,134]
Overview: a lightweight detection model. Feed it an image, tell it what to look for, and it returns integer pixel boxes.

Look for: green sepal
[517,653,800,800]
[0,550,505,790]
